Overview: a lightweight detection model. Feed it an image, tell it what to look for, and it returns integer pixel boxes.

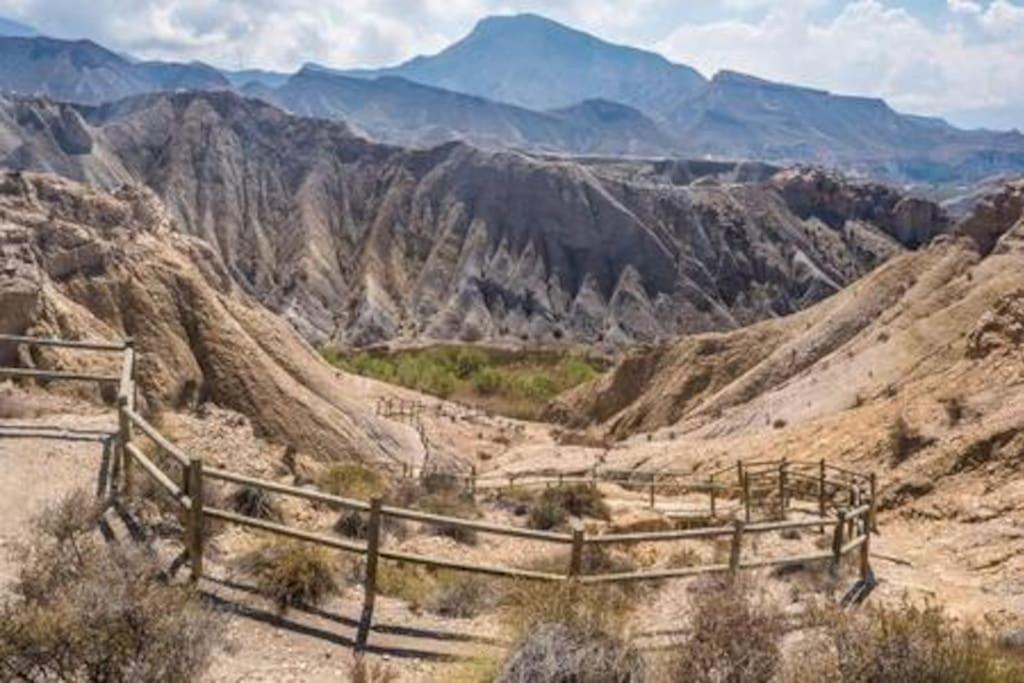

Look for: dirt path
[0,411,116,592]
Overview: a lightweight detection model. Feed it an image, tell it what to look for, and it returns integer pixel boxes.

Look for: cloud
[656,0,1024,128]
[947,0,982,15]
[0,0,1020,128]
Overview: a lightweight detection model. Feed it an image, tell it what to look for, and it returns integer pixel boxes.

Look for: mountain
[0,36,229,105]
[0,20,1021,184]
[250,67,674,155]
[673,71,1024,183]
[334,13,707,119]
[0,17,37,37]
[0,91,948,349]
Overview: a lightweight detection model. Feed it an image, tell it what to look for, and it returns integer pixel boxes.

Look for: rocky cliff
[0,171,420,465]
[0,92,950,348]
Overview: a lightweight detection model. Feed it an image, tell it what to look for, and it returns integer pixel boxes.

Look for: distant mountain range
[0,13,1021,184]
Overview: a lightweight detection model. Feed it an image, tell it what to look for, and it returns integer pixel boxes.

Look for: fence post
[831,509,847,578]
[818,459,827,533]
[569,525,584,577]
[470,465,477,496]
[649,475,656,508]
[869,473,878,532]
[357,497,383,652]
[117,395,133,497]
[859,516,872,582]
[848,486,859,538]
[558,471,564,489]
[742,473,751,523]
[778,459,788,520]
[729,519,744,580]
[709,477,717,518]
[185,458,204,581]
[736,461,744,488]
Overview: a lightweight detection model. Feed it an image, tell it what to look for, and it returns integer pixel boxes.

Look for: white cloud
[947,0,982,15]
[656,0,1024,127]
[0,0,1020,128]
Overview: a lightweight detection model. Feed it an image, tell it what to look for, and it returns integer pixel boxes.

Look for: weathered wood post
[507,474,515,493]
[869,473,878,532]
[185,458,205,581]
[736,461,745,488]
[356,497,383,652]
[859,514,872,582]
[117,395,133,497]
[742,472,752,522]
[709,477,717,519]
[469,465,477,496]
[569,525,584,577]
[558,471,564,489]
[818,459,827,533]
[778,459,789,520]
[728,519,744,580]
[831,509,847,578]
[848,486,859,539]
[649,475,656,508]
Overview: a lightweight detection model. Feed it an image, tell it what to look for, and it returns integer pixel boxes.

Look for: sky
[0,0,1021,130]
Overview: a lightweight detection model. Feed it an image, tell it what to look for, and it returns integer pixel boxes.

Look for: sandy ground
[2,387,1022,680]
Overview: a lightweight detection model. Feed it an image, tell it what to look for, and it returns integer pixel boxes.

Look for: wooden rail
[0,336,880,655]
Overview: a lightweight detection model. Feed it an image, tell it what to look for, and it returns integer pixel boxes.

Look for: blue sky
[0,0,1021,130]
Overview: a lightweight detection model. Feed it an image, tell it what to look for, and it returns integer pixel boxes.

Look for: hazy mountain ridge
[0,91,947,348]
[0,14,1021,184]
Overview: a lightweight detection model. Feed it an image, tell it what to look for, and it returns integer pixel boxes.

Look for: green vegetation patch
[322,345,606,420]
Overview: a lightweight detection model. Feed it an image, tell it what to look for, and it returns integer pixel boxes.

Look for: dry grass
[526,484,610,530]
[237,540,341,612]
[318,462,390,500]
[797,600,1024,682]
[0,490,222,682]
[391,479,480,545]
[496,581,644,682]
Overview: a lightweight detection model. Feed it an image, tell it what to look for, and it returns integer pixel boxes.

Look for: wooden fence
[0,335,878,653]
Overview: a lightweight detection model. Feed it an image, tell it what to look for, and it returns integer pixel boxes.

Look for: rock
[607,508,674,534]
[1000,628,1024,651]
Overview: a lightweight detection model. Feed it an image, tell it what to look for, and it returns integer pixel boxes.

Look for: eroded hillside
[0,171,420,465]
[0,92,947,349]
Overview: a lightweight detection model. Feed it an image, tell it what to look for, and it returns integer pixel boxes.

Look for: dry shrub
[497,582,645,682]
[319,462,390,500]
[804,601,1024,682]
[229,485,281,521]
[237,540,340,611]
[426,572,500,618]
[334,509,407,541]
[375,561,437,611]
[350,655,400,683]
[665,580,784,683]
[0,490,222,682]
[527,485,609,530]
[392,480,480,545]
[372,563,498,617]
[887,417,932,464]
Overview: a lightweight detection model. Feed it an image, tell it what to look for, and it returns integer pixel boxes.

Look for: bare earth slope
[0,91,947,349]
[0,171,420,465]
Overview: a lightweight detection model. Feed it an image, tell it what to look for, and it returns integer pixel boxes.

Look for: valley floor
[2,386,1021,680]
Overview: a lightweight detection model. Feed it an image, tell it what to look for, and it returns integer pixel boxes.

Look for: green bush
[471,367,504,395]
